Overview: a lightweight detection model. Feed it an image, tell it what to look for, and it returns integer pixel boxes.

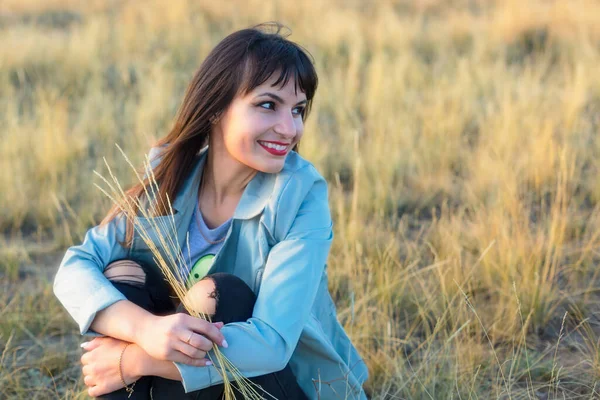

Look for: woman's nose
[274,110,297,139]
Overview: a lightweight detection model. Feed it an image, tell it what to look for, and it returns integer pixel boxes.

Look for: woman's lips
[257,140,290,156]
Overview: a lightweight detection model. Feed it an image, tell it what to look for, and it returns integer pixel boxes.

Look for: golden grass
[3,0,600,398]
[93,147,274,399]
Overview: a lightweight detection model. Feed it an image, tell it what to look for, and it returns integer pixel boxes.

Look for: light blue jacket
[53,146,369,399]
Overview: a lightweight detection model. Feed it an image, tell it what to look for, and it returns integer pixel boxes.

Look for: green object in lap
[186,254,215,288]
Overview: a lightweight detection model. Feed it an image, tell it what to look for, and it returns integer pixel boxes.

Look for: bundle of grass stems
[93,145,276,400]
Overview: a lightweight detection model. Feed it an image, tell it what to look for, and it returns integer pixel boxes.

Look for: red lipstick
[257,140,290,156]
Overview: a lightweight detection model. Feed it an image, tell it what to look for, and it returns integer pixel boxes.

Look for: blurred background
[2,0,600,398]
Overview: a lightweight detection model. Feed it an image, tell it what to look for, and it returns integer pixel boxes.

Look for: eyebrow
[256,92,307,106]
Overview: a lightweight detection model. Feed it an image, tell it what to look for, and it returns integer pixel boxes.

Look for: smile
[257,140,290,156]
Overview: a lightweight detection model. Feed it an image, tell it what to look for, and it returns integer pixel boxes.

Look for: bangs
[239,38,318,107]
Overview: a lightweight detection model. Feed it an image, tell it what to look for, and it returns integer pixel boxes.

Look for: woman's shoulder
[268,151,328,208]
[261,151,331,239]
[147,144,168,167]
[275,150,326,187]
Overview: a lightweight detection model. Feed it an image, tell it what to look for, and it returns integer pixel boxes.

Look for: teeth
[259,141,287,151]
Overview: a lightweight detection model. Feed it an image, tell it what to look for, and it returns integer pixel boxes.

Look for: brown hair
[101,22,318,247]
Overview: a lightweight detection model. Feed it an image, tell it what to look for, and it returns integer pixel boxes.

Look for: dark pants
[97,260,307,400]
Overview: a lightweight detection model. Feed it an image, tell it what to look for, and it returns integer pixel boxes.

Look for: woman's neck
[202,144,257,206]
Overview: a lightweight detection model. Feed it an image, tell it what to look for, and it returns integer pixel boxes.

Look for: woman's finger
[180,331,214,353]
[84,374,95,387]
[185,316,226,347]
[88,385,104,398]
[170,351,213,367]
[195,358,213,367]
[84,338,104,351]
[175,340,207,360]
[213,322,224,329]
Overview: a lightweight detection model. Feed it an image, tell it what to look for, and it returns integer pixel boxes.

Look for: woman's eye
[259,101,275,110]
[258,102,304,117]
[293,107,305,116]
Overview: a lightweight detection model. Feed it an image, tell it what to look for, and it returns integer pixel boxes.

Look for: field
[2,0,600,398]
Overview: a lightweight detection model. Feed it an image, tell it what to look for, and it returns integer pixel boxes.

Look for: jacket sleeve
[53,207,130,336]
[175,166,333,392]
[53,146,164,335]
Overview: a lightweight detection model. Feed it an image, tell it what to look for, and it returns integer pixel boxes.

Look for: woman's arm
[131,344,184,380]
[92,300,224,365]
[80,321,225,396]
[53,212,131,336]
[54,212,225,365]
[80,337,186,397]
[90,299,153,343]
[173,165,334,392]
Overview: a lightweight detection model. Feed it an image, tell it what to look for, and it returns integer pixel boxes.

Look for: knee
[183,273,256,324]
[103,259,146,286]
[183,276,218,317]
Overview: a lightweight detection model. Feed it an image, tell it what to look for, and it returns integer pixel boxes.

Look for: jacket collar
[172,146,276,222]
[137,145,278,261]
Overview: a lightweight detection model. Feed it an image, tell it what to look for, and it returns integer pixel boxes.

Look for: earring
[209,113,221,125]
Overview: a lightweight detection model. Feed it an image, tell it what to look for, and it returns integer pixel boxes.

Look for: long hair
[100,22,319,247]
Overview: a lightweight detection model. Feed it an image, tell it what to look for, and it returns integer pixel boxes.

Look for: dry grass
[3,0,600,398]
[94,147,279,399]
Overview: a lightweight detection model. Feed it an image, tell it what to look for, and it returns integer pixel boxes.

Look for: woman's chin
[246,157,287,174]
[257,164,285,174]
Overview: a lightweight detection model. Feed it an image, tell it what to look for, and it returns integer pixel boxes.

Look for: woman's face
[212,73,308,174]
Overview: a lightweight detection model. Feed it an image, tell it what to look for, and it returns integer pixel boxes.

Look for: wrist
[127,344,173,379]
[142,353,182,381]
[133,312,156,349]
[125,344,149,379]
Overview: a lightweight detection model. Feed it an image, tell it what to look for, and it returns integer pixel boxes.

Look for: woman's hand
[80,337,141,397]
[81,334,219,396]
[135,313,226,365]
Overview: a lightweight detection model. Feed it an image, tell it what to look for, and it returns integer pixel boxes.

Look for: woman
[53,23,368,399]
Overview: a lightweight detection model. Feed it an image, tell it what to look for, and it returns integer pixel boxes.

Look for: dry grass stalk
[94,144,276,400]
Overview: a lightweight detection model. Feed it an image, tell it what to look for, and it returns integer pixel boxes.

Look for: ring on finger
[186,331,193,344]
